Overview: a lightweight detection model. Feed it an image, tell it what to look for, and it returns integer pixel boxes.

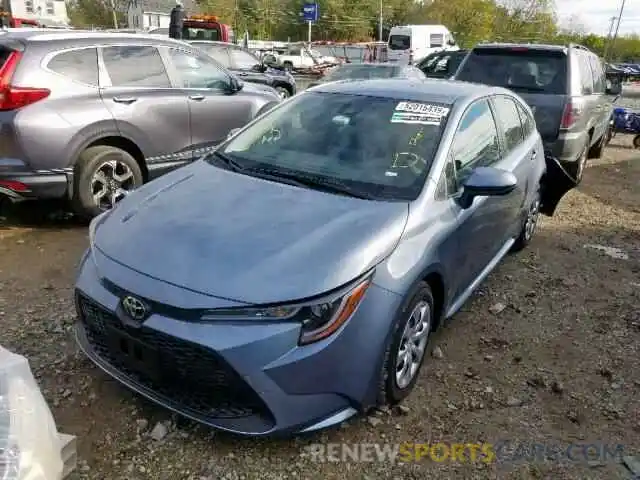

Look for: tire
[511,188,541,253]
[283,61,293,72]
[72,145,143,219]
[587,132,606,159]
[377,282,434,406]
[274,85,291,99]
[565,142,588,184]
[634,135,640,149]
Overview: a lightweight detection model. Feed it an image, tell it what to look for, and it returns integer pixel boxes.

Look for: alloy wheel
[90,160,135,211]
[395,301,431,389]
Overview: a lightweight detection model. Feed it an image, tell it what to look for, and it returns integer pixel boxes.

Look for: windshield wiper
[251,168,376,200]
[506,84,546,92]
[209,151,246,172]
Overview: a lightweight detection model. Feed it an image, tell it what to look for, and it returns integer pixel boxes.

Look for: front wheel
[72,145,143,219]
[275,86,291,99]
[511,188,541,252]
[377,282,434,406]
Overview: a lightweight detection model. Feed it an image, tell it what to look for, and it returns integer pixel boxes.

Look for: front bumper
[74,249,402,436]
[0,159,69,201]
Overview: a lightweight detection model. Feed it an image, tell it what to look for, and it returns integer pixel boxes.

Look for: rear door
[387,28,411,63]
[455,47,569,143]
[99,44,192,176]
[165,48,255,151]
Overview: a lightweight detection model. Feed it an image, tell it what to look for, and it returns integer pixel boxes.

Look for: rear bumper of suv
[0,159,69,201]
[545,130,590,165]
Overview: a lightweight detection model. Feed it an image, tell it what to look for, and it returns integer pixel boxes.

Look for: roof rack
[570,43,591,52]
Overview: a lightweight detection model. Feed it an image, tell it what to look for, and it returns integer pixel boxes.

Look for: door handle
[236,72,249,76]
[113,96,138,104]
[188,94,205,101]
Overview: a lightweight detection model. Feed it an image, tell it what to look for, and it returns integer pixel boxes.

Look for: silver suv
[454,43,614,183]
[0,30,281,218]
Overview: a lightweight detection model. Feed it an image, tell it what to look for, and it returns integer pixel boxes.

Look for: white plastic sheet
[0,346,63,480]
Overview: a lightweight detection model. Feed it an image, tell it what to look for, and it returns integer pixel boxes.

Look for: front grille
[77,293,271,421]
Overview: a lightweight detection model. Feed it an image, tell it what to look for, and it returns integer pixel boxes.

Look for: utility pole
[608,0,626,61]
[109,0,118,29]
[378,0,383,42]
[603,16,617,60]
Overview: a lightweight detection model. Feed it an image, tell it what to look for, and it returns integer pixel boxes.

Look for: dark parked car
[0,31,281,218]
[75,78,575,436]
[307,62,426,88]
[416,49,468,78]
[454,43,614,183]
[189,41,297,98]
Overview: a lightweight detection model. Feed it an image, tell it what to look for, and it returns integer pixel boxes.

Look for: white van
[387,25,458,64]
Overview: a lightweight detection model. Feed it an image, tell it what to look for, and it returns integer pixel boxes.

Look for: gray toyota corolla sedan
[74,78,575,436]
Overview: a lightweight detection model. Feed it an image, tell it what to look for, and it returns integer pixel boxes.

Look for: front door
[165,48,255,152]
[228,47,269,86]
[446,98,513,298]
[99,44,191,177]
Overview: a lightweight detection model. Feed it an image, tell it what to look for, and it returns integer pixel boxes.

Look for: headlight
[201,275,372,345]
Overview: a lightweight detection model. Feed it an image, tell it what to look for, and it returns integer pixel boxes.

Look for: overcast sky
[555,0,639,36]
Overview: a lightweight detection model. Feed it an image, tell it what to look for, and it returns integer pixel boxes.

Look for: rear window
[324,65,397,81]
[456,48,568,94]
[389,35,410,51]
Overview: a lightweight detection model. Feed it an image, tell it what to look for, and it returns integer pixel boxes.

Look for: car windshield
[324,65,398,81]
[389,35,410,51]
[214,92,451,201]
[456,48,567,94]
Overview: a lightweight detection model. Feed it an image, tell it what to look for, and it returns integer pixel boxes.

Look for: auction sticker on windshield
[391,102,450,125]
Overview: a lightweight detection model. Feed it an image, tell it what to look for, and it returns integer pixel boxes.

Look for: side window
[514,101,535,138]
[102,45,170,88]
[204,46,231,68]
[588,55,605,94]
[577,54,593,95]
[492,96,524,153]
[169,50,230,90]
[229,48,259,69]
[47,48,99,86]
[450,99,501,185]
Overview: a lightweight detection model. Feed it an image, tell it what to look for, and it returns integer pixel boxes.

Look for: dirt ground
[0,134,638,479]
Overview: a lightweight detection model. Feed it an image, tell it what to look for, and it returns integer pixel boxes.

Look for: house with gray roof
[126,0,198,31]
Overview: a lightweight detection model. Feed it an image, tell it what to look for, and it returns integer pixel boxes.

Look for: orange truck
[0,11,40,28]
[181,15,234,43]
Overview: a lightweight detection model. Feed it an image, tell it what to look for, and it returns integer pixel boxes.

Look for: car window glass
[456,49,567,94]
[48,48,99,86]
[492,96,524,153]
[389,35,410,50]
[578,54,593,94]
[203,46,231,68]
[588,55,605,94]
[102,45,170,88]
[451,99,501,185]
[514,101,535,138]
[219,92,451,201]
[169,50,229,90]
[229,48,259,69]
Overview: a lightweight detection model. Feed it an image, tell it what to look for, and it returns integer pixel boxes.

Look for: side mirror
[227,128,241,139]
[228,76,244,93]
[458,167,517,209]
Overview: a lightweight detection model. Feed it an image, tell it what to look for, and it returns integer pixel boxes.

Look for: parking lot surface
[0,134,638,479]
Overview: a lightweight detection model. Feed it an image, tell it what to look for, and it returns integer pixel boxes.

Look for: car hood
[239,80,280,98]
[93,161,409,304]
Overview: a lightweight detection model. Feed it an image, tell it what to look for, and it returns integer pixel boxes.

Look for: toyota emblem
[122,296,148,321]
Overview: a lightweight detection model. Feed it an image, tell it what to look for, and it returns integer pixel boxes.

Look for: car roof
[0,30,193,49]
[312,78,505,104]
[472,42,570,53]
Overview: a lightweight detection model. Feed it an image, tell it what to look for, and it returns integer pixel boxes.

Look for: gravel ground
[0,129,639,479]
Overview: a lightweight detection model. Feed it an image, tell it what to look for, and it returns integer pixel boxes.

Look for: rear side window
[588,55,606,94]
[389,35,410,50]
[47,48,99,86]
[492,95,524,153]
[576,53,593,95]
[456,48,568,95]
[102,45,170,88]
[515,101,535,138]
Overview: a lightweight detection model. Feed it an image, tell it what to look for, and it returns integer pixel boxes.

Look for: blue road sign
[301,3,319,22]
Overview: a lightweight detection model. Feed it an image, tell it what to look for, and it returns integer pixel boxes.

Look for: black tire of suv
[72,145,143,220]
[274,85,291,98]
[587,132,606,159]
[566,143,588,184]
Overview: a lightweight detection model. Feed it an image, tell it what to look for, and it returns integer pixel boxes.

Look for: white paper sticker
[390,111,442,125]
[395,101,450,117]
